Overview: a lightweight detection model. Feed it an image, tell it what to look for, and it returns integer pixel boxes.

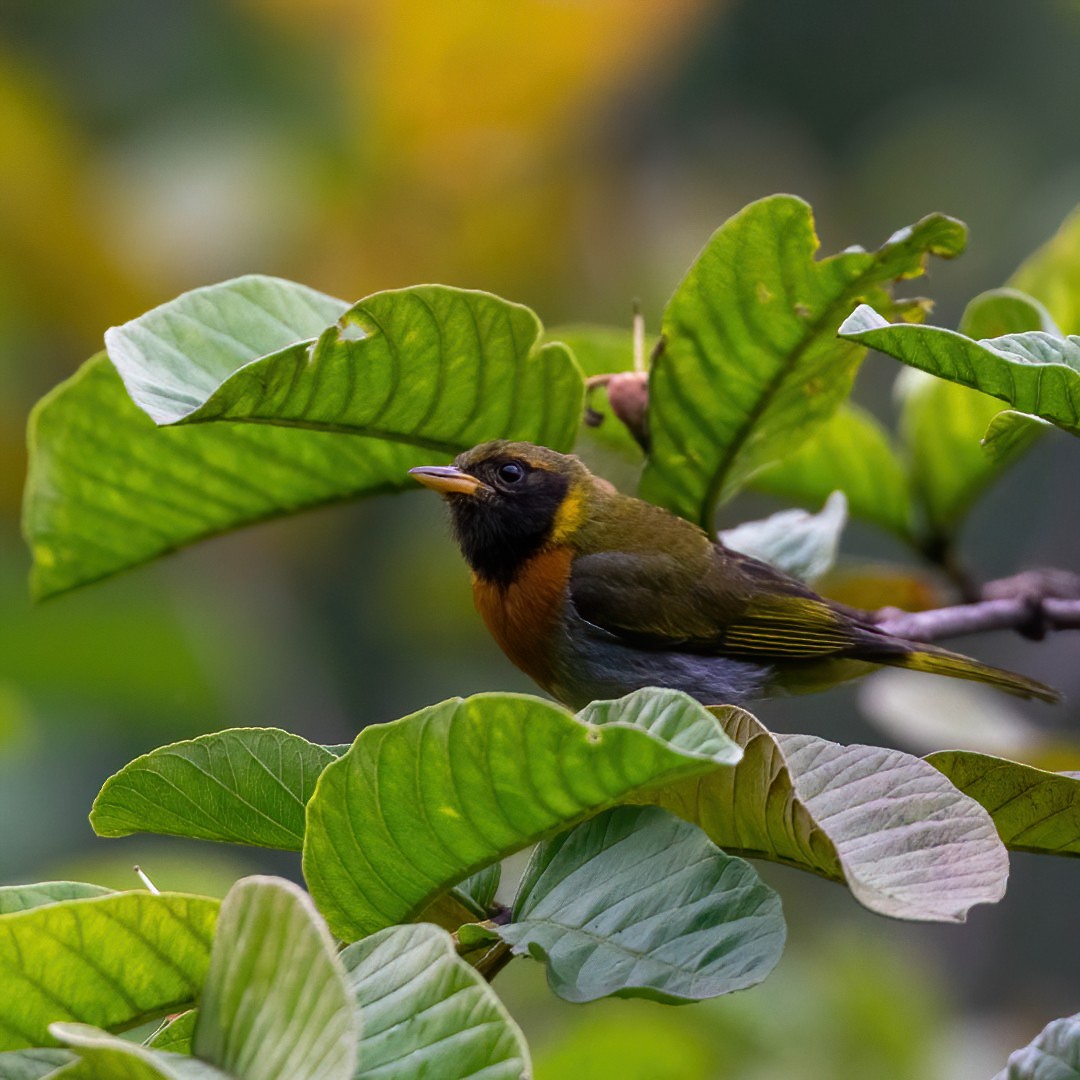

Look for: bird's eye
[497,462,526,485]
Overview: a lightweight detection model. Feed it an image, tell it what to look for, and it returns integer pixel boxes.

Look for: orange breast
[471,546,573,692]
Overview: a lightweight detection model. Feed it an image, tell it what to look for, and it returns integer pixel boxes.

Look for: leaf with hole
[302,688,742,941]
[342,923,529,1080]
[500,805,785,1003]
[640,195,964,526]
[0,892,217,1051]
[91,728,336,850]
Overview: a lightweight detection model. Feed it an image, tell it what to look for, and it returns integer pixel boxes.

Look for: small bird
[410,441,1060,709]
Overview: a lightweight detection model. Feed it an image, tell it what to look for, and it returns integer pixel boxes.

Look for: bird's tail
[892,645,1061,703]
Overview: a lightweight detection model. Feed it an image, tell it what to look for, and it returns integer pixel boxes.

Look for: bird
[409,441,1060,709]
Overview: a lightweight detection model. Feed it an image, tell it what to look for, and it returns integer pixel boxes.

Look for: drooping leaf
[24,355,428,599]
[636,708,1008,922]
[342,923,529,1080]
[927,751,1080,857]
[91,728,336,850]
[0,892,218,1051]
[719,491,847,584]
[895,288,1054,538]
[839,304,1080,438]
[641,195,965,527]
[0,1048,73,1079]
[993,1012,1080,1080]
[0,882,110,915]
[1012,200,1080,334]
[48,1024,229,1079]
[751,403,912,538]
[500,805,785,1003]
[146,1012,197,1055]
[28,279,584,599]
[193,877,357,1080]
[302,689,742,941]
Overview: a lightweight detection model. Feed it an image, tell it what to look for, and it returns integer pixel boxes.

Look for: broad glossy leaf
[342,923,529,1080]
[24,355,427,599]
[303,689,742,941]
[0,892,218,1050]
[751,403,912,538]
[641,195,964,526]
[49,1025,228,1079]
[927,751,1080,857]
[0,1048,72,1079]
[1012,200,1080,333]
[0,882,110,915]
[501,805,785,1003]
[719,491,847,584]
[91,728,336,850]
[111,282,582,455]
[146,1012,197,1055]
[896,288,1053,537]
[839,305,1080,437]
[193,877,357,1080]
[638,708,1007,922]
[994,1012,1080,1080]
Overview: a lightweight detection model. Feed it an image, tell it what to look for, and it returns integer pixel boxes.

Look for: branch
[872,570,1080,643]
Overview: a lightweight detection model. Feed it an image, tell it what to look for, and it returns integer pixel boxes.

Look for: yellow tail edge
[897,647,1062,704]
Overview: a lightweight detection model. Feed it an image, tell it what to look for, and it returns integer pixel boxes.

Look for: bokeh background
[3,2,1080,1076]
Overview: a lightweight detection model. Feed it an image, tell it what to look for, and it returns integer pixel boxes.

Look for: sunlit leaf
[24,356,427,599]
[719,491,847,584]
[993,1011,1080,1080]
[146,1012,197,1055]
[501,805,785,1003]
[1012,200,1080,333]
[0,892,217,1050]
[641,195,965,526]
[751,403,912,538]
[0,882,110,915]
[839,304,1080,438]
[895,288,1053,538]
[636,708,1008,922]
[91,728,336,850]
[303,689,742,941]
[342,923,529,1080]
[982,410,1051,463]
[193,877,357,1080]
[927,751,1080,857]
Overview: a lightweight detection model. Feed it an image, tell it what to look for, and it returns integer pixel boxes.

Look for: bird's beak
[408,465,490,496]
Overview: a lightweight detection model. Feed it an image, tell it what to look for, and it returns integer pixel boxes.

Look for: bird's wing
[568,548,861,659]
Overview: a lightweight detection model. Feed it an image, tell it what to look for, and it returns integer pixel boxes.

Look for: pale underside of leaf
[993,1012,1080,1080]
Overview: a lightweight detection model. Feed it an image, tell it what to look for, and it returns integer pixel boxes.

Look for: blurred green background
[3,1,1080,1075]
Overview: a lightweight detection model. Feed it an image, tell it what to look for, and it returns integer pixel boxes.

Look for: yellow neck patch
[549,481,587,544]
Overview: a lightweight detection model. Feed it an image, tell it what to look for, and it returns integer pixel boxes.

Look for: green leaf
[193,877,357,1080]
[750,403,912,538]
[927,751,1080,857]
[109,281,582,454]
[91,729,336,851]
[302,689,742,941]
[0,892,218,1051]
[1011,201,1080,334]
[981,410,1051,463]
[0,882,111,915]
[0,1048,73,1079]
[453,864,502,917]
[637,708,1008,922]
[994,1012,1080,1080]
[146,1012,197,1055]
[501,805,785,1003]
[719,490,847,584]
[895,288,1054,538]
[342,923,530,1080]
[49,1024,229,1079]
[641,195,965,527]
[24,355,427,599]
[838,304,1080,437]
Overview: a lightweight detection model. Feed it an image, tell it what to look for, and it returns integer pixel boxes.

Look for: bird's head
[409,441,595,585]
